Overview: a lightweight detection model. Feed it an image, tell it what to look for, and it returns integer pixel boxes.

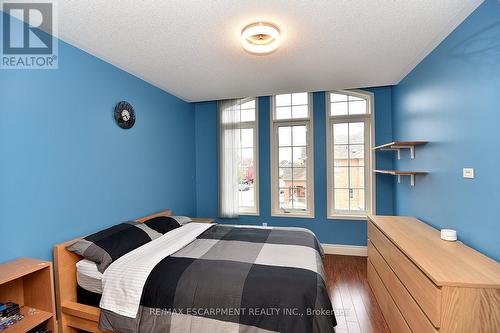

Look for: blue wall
[0,21,196,262]
[194,88,394,246]
[392,0,500,260]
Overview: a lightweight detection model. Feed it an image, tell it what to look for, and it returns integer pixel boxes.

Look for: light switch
[463,168,474,179]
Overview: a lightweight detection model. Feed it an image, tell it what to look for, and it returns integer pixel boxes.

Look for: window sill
[271,212,315,219]
[239,212,260,217]
[328,214,368,221]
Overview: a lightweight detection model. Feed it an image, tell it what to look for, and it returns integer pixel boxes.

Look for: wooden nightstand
[191,217,216,223]
[0,258,57,332]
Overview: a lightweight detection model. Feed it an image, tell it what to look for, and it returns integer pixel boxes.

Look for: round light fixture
[241,22,280,55]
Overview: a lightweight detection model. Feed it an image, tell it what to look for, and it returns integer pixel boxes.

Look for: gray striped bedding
[98,223,336,333]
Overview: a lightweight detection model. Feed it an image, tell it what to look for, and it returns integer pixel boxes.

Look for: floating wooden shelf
[374,170,427,176]
[374,141,427,159]
[374,170,427,186]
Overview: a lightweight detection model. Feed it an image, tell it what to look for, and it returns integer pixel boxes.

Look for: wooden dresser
[367,215,500,333]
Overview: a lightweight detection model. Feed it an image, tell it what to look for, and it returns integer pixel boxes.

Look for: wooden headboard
[53,209,172,333]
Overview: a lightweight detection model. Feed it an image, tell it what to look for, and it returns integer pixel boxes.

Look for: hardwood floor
[324,255,390,333]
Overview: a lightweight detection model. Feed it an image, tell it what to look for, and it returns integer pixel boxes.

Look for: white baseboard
[322,243,367,257]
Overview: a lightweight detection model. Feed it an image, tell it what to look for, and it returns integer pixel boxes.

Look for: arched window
[219,97,259,216]
[270,93,314,217]
[327,90,374,219]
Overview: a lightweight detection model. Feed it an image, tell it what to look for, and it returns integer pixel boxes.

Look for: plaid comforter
[99,224,336,333]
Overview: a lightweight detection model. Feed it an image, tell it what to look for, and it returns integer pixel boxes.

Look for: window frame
[326,90,375,220]
[270,93,315,218]
[218,97,260,216]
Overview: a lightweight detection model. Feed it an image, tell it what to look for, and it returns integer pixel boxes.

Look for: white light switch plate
[463,168,474,179]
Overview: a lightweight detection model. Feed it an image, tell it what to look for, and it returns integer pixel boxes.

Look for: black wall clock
[114,101,136,129]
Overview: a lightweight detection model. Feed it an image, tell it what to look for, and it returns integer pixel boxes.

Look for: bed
[53,209,336,333]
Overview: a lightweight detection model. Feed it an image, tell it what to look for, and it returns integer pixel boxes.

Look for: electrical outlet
[463,168,474,179]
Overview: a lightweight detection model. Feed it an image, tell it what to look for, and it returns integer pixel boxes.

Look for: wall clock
[114,101,136,129]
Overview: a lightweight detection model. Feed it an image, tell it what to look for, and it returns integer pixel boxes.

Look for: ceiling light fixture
[241,22,280,55]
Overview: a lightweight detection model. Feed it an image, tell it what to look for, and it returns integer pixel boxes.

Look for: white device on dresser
[440,228,457,241]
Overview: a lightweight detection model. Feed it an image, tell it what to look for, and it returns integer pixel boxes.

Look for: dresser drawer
[369,241,438,333]
[368,220,442,327]
[367,259,412,333]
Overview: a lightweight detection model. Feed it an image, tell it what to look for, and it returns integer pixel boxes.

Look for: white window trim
[218,97,260,216]
[326,89,375,220]
[270,93,315,218]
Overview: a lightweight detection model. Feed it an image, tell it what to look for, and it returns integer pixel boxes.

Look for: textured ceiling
[53,0,483,102]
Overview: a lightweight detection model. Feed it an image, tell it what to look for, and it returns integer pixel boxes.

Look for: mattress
[76,258,103,294]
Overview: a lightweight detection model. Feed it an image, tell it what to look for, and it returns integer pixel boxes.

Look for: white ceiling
[54,0,483,102]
